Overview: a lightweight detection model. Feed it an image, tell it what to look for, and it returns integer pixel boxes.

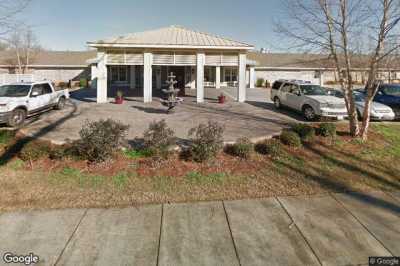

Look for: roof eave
[87,42,254,50]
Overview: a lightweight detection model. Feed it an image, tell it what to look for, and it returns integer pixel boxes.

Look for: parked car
[0,81,69,127]
[370,84,400,119]
[271,80,348,121]
[353,91,395,121]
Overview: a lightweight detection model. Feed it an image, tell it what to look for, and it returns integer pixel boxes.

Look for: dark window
[381,85,400,96]
[272,81,282,90]
[42,83,53,94]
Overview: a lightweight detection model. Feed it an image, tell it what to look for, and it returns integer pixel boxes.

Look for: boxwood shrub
[280,130,302,148]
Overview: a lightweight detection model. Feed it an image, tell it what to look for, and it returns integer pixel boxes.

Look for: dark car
[372,84,400,118]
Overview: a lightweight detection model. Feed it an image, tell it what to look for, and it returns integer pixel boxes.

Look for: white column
[216,66,221,89]
[90,64,98,89]
[319,70,324,86]
[196,52,205,103]
[190,67,196,89]
[130,65,136,89]
[143,52,153,103]
[249,67,255,89]
[97,52,108,103]
[238,53,247,102]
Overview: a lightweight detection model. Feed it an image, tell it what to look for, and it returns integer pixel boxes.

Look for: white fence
[0,74,35,85]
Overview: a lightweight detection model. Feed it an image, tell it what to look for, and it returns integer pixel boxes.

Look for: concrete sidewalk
[1,191,399,266]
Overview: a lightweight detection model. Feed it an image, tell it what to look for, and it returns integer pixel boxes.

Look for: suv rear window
[272,81,282,90]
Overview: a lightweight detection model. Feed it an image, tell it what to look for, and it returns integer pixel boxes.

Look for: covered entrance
[89,26,254,104]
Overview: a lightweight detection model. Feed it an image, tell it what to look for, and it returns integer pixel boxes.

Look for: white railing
[0,74,35,85]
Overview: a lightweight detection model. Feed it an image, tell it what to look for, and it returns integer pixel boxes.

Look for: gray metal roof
[88,25,254,49]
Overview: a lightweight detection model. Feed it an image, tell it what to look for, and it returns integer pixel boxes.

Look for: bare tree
[276,0,400,139]
[0,0,30,35]
[5,27,41,73]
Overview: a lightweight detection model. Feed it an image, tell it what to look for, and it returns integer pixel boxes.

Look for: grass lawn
[0,123,399,212]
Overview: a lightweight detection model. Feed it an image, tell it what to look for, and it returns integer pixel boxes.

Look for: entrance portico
[88,26,254,104]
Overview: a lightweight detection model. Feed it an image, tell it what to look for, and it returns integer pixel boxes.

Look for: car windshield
[353,93,365,102]
[301,85,327,96]
[0,85,31,97]
[382,85,400,96]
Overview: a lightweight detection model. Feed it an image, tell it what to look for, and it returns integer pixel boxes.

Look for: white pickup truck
[0,81,69,127]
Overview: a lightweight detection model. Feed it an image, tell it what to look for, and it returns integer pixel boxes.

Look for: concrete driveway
[17,87,299,144]
[1,190,399,266]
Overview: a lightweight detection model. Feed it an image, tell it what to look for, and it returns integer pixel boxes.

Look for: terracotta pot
[115,97,124,104]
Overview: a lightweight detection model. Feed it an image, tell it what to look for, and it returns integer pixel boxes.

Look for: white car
[0,81,69,127]
[271,80,348,121]
[353,91,395,121]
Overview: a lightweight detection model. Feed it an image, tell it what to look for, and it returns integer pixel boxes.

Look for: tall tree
[277,0,400,139]
[6,27,41,73]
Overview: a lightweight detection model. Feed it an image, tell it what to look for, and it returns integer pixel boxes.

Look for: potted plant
[218,93,226,104]
[115,90,124,104]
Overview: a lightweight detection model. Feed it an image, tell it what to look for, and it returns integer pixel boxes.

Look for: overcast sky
[20,0,286,51]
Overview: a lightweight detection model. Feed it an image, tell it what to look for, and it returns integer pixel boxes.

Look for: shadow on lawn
[276,143,400,215]
[0,101,78,166]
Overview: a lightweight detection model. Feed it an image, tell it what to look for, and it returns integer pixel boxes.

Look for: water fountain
[160,72,182,113]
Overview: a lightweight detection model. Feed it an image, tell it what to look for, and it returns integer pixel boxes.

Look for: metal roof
[88,25,254,50]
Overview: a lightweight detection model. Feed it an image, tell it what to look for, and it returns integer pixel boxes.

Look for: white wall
[255,69,320,85]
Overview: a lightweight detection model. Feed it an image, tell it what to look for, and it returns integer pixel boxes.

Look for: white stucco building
[87,25,255,103]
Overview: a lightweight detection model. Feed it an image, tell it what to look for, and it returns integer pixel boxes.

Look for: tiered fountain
[160,72,182,113]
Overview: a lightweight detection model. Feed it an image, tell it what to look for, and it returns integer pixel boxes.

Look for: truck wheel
[274,97,281,109]
[8,109,26,128]
[303,106,316,121]
[55,97,66,110]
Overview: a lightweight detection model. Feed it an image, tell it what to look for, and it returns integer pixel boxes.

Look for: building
[0,50,95,83]
[1,26,399,98]
[88,25,254,103]
[248,52,400,87]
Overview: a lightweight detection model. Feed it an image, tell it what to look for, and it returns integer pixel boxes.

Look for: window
[42,83,53,94]
[110,66,128,82]
[272,81,282,90]
[381,85,400,96]
[224,67,238,82]
[281,83,292,93]
[31,85,43,96]
[204,67,215,82]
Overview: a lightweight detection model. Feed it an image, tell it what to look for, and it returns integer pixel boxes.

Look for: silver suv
[271,80,348,121]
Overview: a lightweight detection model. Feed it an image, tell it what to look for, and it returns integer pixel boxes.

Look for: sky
[18,0,286,51]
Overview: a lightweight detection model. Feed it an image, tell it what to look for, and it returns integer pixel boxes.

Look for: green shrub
[255,139,284,157]
[256,78,265,87]
[291,123,316,142]
[19,141,51,161]
[124,148,153,159]
[143,120,176,157]
[74,119,129,162]
[188,121,224,162]
[225,137,253,159]
[80,78,88,88]
[318,123,337,138]
[280,130,302,148]
[0,130,15,145]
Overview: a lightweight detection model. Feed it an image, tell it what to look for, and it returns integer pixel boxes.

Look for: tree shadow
[246,101,306,121]
[319,141,399,179]
[275,155,400,215]
[181,101,293,127]
[304,143,400,190]
[0,101,79,166]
